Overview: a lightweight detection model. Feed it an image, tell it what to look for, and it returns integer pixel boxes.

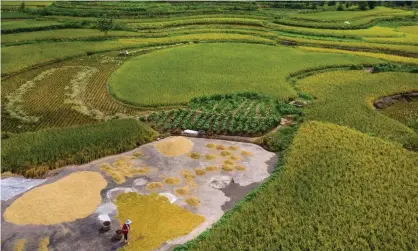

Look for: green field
[108,43,381,106]
[296,71,418,148]
[178,121,418,250]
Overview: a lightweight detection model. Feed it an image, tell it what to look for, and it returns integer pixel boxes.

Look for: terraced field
[1,2,418,251]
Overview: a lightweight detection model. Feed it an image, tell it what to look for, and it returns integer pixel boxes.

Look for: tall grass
[1,119,158,176]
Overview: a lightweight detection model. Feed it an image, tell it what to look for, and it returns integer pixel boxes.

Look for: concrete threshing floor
[1,137,277,251]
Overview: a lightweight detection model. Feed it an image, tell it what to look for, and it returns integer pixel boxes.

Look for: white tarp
[184,129,199,135]
[1,177,46,201]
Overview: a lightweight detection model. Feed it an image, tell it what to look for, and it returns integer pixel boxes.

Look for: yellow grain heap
[14,239,25,251]
[163,176,181,185]
[175,186,190,196]
[39,237,49,251]
[216,144,226,150]
[206,143,216,148]
[229,155,241,161]
[220,151,232,156]
[222,164,234,172]
[194,168,206,176]
[146,182,163,190]
[185,196,201,207]
[188,152,201,159]
[205,154,216,160]
[155,136,193,156]
[4,171,106,225]
[235,165,246,171]
[224,160,234,165]
[228,145,239,151]
[205,166,218,172]
[116,193,204,251]
[132,152,143,158]
[100,161,149,184]
[241,150,253,157]
[181,170,197,189]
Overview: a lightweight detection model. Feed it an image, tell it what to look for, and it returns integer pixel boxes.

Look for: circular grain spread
[4,171,107,225]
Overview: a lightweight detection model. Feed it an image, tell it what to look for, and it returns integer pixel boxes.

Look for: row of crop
[144,109,280,136]
[278,35,418,57]
[1,119,158,176]
[275,13,411,29]
[1,21,87,34]
[299,46,418,65]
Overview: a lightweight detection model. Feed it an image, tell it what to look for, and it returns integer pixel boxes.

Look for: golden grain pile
[4,171,107,225]
[116,193,204,251]
[39,237,49,251]
[100,159,149,184]
[155,136,193,156]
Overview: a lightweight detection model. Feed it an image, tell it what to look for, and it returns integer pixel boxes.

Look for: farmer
[121,219,132,244]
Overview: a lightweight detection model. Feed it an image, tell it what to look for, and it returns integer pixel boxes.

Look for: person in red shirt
[121,219,132,244]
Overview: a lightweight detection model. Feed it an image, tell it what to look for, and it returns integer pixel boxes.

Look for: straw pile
[155,137,193,156]
[4,171,107,225]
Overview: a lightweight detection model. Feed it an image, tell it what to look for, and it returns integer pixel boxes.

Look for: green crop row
[1,119,158,176]
[277,34,418,57]
[177,121,418,250]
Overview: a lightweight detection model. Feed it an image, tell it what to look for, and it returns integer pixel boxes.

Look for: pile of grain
[175,186,190,196]
[235,165,246,171]
[155,136,193,156]
[205,166,218,172]
[163,177,181,185]
[185,196,200,207]
[100,161,149,184]
[4,171,106,225]
[194,168,206,176]
[146,182,163,190]
[222,164,234,172]
[39,237,49,251]
[205,154,216,160]
[116,193,204,251]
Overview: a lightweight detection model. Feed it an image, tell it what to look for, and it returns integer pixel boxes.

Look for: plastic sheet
[1,177,46,201]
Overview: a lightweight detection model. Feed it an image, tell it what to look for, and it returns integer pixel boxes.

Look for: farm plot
[144,94,284,136]
[1,52,146,133]
[178,121,418,251]
[296,70,418,149]
[108,43,381,106]
[280,7,413,29]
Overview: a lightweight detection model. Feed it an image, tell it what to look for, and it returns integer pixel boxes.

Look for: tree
[19,1,25,11]
[367,1,375,9]
[337,3,344,11]
[358,1,367,10]
[328,1,336,6]
[97,17,113,36]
